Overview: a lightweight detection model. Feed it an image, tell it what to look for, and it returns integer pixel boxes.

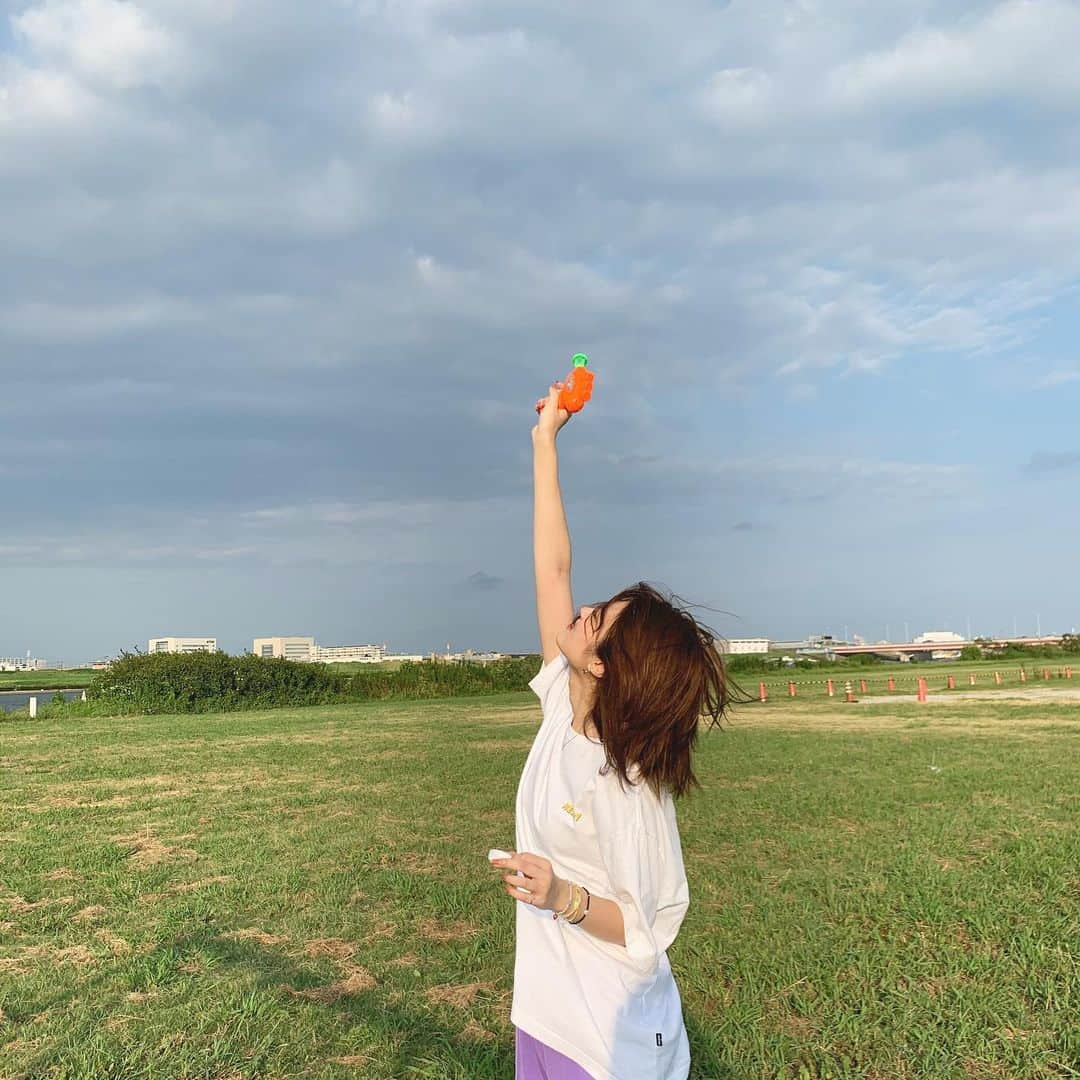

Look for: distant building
[770,640,808,652]
[0,657,47,671]
[718,638,770,655]
[253,637,316,662]
[913,630,963,660]
[148,638,217,654]
[315,643,386,664]
[247,638,416,664]
[441,649,506,664]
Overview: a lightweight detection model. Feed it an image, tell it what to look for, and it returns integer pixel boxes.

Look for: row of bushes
[11,640,1080,719]
[978,639,1080,660]
[723,652,897,675]
[16,650,544,718]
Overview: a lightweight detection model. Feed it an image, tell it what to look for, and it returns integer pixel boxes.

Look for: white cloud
[13,0,187,92]
[601,451,973,501]
[0,57,102,128]
[1034,369,1080,389]
[700,67,774,126]
[825,0,1080,110]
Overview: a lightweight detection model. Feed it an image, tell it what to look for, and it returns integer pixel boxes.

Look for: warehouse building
[253,637,316,661]
[315,643,386,663]
[251,639,391,663]
[148,638,217,654]
[718,638,771,655]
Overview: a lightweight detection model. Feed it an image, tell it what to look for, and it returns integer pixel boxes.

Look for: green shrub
[75,650,542,717]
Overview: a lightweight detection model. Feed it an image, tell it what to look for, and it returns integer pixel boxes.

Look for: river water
[0,689,86,713]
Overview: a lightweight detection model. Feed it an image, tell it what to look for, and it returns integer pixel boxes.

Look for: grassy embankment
[2,691,1077,1078]
[738,654,1080,700]
[0,670,97,691]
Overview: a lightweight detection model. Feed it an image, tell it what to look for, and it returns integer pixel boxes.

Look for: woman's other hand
[532,383,572,444]
[493,851,567,911]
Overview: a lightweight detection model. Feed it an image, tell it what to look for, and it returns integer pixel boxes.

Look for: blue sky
[2,0,1080,662]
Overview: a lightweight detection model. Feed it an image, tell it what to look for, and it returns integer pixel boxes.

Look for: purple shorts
[515,1026,594,1079]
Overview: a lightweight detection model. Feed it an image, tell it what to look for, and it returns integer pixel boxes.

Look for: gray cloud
[466,570,504,591]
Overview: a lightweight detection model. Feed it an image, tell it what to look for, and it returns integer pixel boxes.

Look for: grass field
[1,691,1077,1079]
[746,655,1080,700]
[0,671,96,692]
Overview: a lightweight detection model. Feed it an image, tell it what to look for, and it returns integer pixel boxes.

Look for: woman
[491,382,729,1079]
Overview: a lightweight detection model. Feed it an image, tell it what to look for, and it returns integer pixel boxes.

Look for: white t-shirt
[510,652,692,1080]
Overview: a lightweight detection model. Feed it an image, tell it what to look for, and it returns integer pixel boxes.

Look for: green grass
[0,669,95,691]
[748,655,1080,699]
[1,694,1077,1078]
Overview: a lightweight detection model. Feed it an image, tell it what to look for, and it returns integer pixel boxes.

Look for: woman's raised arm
[532,384,574,663]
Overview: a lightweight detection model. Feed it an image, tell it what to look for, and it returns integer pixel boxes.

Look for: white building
[148,638,217,654]
[315,643,386,664]
[253,637,316,662]
[0,655,47,671]
[913,631,964,660]
[719,638,771,655]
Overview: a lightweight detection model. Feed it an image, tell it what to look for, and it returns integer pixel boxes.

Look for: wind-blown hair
[588,582,731,800]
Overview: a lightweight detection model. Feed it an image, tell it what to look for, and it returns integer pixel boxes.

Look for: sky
[3,0,1080,663]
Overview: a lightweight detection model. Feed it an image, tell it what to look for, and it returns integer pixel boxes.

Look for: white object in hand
[489,848,528,889]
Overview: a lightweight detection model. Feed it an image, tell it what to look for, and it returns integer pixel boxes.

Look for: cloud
[466,570,504,591]
[1022,452,1080,474]
[3,0,1080,655]
[824,1,1080,111]
[1033,370,1080,389]
[13,0,187,92]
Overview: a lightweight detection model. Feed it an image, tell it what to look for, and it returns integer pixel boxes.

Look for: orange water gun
[535,353,594,414]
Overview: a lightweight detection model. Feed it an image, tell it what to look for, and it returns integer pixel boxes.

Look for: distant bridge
[822,636,1062,658]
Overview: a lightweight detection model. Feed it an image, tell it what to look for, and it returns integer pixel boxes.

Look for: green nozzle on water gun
[535,353,595,414]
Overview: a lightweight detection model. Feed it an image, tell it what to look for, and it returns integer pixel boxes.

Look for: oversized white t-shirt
[510,652,692,1080]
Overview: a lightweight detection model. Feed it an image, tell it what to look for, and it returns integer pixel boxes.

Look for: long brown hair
[588,582,731,800]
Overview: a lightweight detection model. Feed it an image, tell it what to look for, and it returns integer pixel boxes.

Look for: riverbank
[0,689,87,714]
[0,669,96,691]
